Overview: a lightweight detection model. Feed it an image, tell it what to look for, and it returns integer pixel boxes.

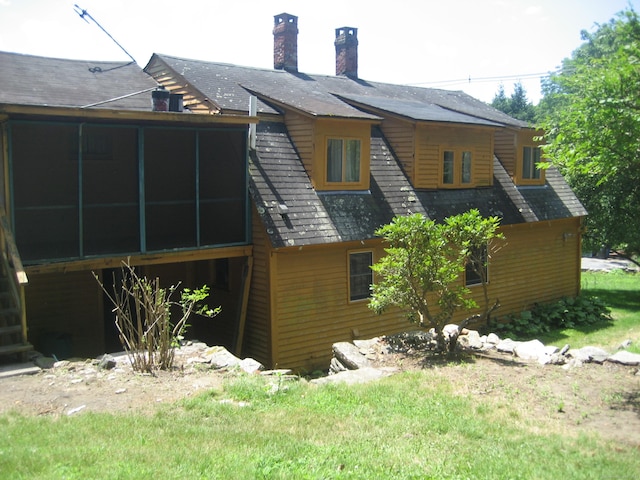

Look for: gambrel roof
[0,51,158,110]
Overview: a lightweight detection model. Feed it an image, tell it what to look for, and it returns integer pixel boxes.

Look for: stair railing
[0,207,28,345]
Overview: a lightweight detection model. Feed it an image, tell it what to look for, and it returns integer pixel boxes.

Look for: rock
[329,357,347,374]
[486,333,501,345]
[332,342,371,370]
[568,346,610,364]
[353,338,380,351]
[66,405,86,416]
[466,330,484,349]
[239,357,264,374]
[33,356,56,369]
[496,338,518,354]
[311,367,396,385]
[205,346,242,369]
[606,350,640,366]
[443,324,459,339]
[562,358,583,370]
[617,339,633,350]
[547,353,566,365]
[513,339,547,361]
[97,354,117,370]
[458,330,484,350]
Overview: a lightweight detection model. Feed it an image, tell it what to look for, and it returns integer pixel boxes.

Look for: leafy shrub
[488,295,612,340]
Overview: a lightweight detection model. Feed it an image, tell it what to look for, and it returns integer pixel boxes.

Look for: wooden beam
[233,256,254,356]
[24,245,253,275]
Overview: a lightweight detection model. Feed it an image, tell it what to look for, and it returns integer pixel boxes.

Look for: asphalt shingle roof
[147,54,529,126]
[0,51,158,110]
[251,123,421,247]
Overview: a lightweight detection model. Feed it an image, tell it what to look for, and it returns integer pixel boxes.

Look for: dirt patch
[370,342,640,446]
[1,342,639,447]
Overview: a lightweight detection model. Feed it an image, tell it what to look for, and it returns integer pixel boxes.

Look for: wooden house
[144,13,586,372]
[0,52,255,360]
[1,12,586,372]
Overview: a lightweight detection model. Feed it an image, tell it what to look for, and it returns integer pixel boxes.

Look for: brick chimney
[335,27,358,78]
[273,13,298,72]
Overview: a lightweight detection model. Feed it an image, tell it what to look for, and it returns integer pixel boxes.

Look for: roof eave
[0,103,257,125]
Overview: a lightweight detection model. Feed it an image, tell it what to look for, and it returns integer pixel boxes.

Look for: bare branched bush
[94,262,219,373]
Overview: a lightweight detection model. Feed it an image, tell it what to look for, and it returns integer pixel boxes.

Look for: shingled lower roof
[251,123,421,247]
[416,159,586,226]
[0,51,158,110]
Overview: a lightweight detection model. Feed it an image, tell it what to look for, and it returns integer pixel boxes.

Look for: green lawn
[540,270,640,352]
[1,371,639,479]
[1,271,639,479]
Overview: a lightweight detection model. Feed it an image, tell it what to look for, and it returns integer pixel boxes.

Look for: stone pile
[328,326,640,378]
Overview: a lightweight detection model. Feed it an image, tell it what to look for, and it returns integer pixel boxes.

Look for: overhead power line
[407,71,556,88]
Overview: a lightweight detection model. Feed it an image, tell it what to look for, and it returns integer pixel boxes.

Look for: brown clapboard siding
[285,111,314,178]
[494,129,516,177]
[243,208,273,365]
[381,117,416,180]
[413,124,494,189]
[270,243,407,372]
[468,217,582,322]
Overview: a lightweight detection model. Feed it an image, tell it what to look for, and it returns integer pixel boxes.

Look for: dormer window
[522,146,541,180]
[327,138,361,183]
[442,149,473,187]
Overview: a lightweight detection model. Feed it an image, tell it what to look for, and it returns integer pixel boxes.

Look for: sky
[0,0,637,104]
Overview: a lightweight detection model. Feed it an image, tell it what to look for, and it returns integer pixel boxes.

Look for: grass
[1,271,639,479]
[1,370,639,479]
[540,270,640,351]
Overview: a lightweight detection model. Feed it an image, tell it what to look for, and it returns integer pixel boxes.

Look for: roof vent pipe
[169,93,183,112]
[151,87,170,111]
[249,95,257,150]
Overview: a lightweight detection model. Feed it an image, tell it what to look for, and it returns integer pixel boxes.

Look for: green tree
[538,8,640,258]
[369,210,503,352]
[491,81,537,123]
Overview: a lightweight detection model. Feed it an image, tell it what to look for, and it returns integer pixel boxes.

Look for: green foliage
[490,295,612,340]
[94,262,219,372]
[370,210,503,350]
[491,82,537,122]
[538,8,640,256]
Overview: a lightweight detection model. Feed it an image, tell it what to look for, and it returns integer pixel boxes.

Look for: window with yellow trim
[327,138,361,183]
[349,250,373,301]
[522,146,542,180]
[442,149,473,187]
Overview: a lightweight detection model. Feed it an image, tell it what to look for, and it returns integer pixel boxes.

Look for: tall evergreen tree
[491,82,536,123]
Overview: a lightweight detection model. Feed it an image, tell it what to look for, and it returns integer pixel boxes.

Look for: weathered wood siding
[266,217,581,371]
[25,271,103,358]
[270,243,407,372]
[380,117,416,180]
[494,129,516,177]
[284,111,315,178]
[452,217,582,325]
[414,124,494,188]
[243,206,273,366]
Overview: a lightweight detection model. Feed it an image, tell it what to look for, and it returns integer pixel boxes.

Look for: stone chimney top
[335,27,358,78]
[273,13,298,72]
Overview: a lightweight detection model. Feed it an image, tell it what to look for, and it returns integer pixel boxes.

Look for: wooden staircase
[0,209,31,361]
